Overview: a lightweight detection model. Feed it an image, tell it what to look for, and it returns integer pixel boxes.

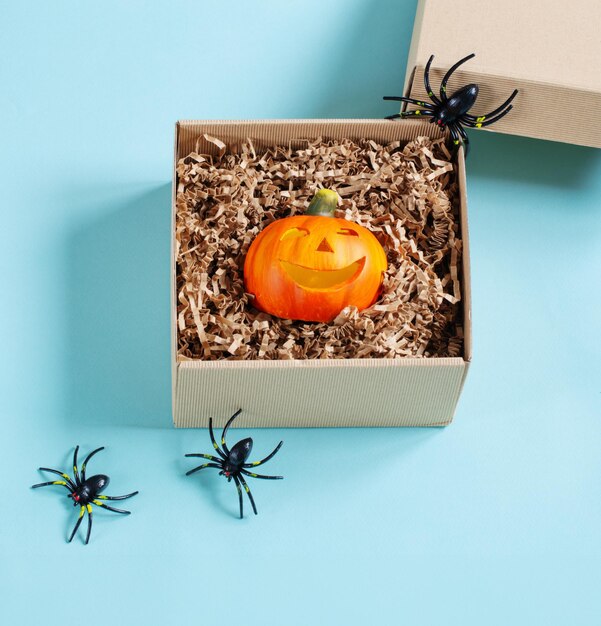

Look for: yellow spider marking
[93,500,103,506]
[97,495,107,499]
[476,123,482,128]
[428,91,434,97]
[62,473,70,480]
[53,480,67,486]
[87,504,92,514]
[476,116,486,122]
[415,110,421,115]
[243,484,250,493]
[454,140,459,145]
[78,506,85,518]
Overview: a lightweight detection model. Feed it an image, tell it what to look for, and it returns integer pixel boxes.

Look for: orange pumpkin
[244,189,387,322]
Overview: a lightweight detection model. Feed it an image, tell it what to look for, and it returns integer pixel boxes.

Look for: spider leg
[85,504,93,545]
[455,123,470,157]
[424,55,442,104]
[92,500,131,514]
[462,89,518,122]
[185,462,222,476]
[72,446,81,486]
[185,453,223,463]
[238,474,258,515]
[80,446,104,482]
[448,123,462,148]
[31,480,72,491]
[220,409,242,455]
[232,475,244,519]
[384,96,435,121]
[240,468,283,480]
[243,441,283,468]
[462,106,514,128]
[68,506,86,543]
[209,418,227,459]
[440,52,475,100]
[96,491,139,501]
[397,109,434,119]
[38,467,77,490]
[448,123,470,158]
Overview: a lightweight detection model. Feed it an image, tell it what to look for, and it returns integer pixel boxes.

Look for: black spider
[185,409,283,518]
[31,446,138,544]
[384,53,518,156]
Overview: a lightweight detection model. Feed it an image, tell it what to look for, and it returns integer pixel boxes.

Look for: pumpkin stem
[306,189,339,217]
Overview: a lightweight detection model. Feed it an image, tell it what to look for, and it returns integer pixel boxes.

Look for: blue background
[2,1,600,624]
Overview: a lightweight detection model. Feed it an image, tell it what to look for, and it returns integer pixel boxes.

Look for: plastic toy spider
[384,53,518,156]
[185,409,283,518]
[31,446,138,544]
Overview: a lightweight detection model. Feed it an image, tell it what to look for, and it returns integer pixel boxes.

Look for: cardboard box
[404,0,601,148]
[172,120,472,428]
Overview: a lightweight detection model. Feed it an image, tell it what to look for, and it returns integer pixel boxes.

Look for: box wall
[175,358,467,428]
[405,0,601,148]
[407,67,601,148]
[172,120,470,428]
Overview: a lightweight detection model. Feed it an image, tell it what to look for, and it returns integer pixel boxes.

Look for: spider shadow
[62,183,172,429]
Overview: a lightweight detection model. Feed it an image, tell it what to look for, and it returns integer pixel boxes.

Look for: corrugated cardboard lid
[404,0,601,148]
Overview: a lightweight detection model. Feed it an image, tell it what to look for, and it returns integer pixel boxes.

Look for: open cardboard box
[171,120,472,428]
[403,0,601,148]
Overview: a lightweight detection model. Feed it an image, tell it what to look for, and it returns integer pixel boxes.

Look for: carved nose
[317,237,334,252]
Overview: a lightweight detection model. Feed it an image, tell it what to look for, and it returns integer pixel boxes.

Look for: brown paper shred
[198,133,227,153]
[175,135,463,361]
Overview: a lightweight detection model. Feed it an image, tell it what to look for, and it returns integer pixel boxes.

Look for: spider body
[31,446,138,544]
[69,474,109,505]
[384,53,518,156]
[221,438,253,479]
[185,409,283,518]
[437,83,479,125]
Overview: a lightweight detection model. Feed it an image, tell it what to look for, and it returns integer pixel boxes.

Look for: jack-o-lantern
[244,189,387,322]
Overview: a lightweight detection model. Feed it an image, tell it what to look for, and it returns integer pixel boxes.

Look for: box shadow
[304,0,418,119]
[64,184,172,428]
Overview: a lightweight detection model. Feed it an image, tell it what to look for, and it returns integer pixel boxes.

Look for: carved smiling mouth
[279,257,366,290]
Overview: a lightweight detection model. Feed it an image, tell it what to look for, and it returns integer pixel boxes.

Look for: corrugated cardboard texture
[176,358,466,428]
[176,119,446,159]
[405,0,601,148]
[172,120,471,428]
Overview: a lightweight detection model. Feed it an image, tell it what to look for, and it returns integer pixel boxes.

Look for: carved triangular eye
[317,237,334,252]
[280,227,309,241]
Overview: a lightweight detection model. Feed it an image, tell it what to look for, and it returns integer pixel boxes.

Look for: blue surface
[2,1,601,624]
